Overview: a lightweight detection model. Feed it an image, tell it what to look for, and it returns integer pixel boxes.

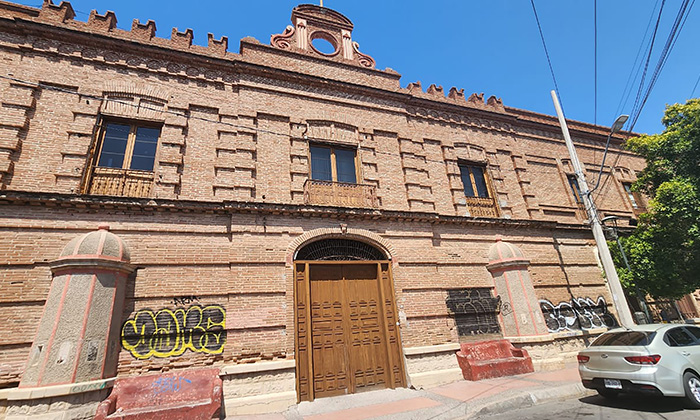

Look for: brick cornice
[0,190,595,233]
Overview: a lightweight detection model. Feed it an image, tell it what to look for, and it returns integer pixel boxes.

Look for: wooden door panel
[294,264,312,401]
[379,263,406,388]
[345,265,389,391]
[310,265,349,398]
[300,262,404,400]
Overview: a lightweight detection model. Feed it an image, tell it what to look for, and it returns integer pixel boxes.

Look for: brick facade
[0,0,654,410]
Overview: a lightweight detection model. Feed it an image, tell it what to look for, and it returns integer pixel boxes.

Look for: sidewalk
[225,366,593,420]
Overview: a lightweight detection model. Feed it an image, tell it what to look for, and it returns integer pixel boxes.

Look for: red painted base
[94,368,222,420]
[456,339,534,381]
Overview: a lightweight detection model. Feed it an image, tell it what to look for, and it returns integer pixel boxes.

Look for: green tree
[618,99,700,299]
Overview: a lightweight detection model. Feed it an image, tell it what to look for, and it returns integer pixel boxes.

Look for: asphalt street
[475,394,699,420]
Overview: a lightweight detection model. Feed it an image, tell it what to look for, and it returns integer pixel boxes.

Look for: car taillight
[577,355,590,363]
[624,354,661,365]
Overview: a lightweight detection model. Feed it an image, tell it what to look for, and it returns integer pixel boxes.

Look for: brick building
[1,1,696,417]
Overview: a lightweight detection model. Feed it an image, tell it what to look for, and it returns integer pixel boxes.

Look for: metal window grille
[446,288,502,336]
[295,238,386,261]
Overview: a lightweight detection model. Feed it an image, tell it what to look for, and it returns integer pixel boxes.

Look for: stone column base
[4,378,113,420]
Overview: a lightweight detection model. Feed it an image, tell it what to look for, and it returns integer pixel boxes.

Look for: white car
[577,323,700,408]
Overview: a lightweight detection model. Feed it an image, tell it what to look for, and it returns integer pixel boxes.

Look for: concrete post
[6,225,134,419]
[486,239,549,338]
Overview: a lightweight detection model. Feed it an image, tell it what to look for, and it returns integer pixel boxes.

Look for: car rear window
[590,331,656,346]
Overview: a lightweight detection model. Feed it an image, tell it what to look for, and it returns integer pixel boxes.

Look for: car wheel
[597,388,620,399]
[684,372,700,409]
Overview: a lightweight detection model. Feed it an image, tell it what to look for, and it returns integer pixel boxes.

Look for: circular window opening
[310,32,338,56]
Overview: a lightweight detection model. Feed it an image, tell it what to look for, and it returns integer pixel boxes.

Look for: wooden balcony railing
[304,179,378,208]
[576,202,589,222]
[87,167,154,198]
[465,196,500,218]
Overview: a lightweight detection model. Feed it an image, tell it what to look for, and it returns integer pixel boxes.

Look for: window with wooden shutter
[85,120,161,197]
[458,163,499,217]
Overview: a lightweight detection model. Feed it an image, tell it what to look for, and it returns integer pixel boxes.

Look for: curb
[461,383,593,419]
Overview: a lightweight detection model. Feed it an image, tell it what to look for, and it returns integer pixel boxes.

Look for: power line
[691,73,700,98]
[629,0,695,131]
[615,0,662,118]
[592,0,600,182]
[628,0,666,131]
[530,0,563,110]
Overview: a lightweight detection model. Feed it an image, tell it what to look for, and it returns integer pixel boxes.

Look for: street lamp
[591,114,629,194]
[600,215,651,323]
[551,91,635,327]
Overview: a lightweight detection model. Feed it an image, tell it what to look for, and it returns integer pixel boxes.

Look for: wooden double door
[294,262,405,401]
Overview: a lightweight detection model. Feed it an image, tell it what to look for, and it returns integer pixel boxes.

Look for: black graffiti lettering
[121,304,226,359]
[172,296,200,306]
[539,296,618,333]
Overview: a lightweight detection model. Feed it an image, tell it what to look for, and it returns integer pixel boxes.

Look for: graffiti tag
[501,302,513,316]
[539,296,617,333]
[172,296,199,306]
[121,305,226,359]
[151,376,192,395]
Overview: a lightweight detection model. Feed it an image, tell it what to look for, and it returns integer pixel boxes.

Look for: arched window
[295,238,386,261]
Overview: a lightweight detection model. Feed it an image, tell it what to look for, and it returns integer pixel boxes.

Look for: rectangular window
[459,164,490,198]
[87,120,161,198]
[96,122,160,171]
[567,175,583,203]
[622,182,639,209]
[310,145,357,183]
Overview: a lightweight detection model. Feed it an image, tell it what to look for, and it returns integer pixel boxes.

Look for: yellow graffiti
[121,305,226,360]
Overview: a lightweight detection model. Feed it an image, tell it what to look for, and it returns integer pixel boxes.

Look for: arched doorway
[293,238,405,402]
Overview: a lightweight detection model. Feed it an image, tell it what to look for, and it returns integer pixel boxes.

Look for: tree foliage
[617,99,700,299]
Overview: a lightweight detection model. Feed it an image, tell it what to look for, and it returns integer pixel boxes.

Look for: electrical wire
[691,73,700,98]
[615,0,661,119]
[628,0,695,131]
[627,0,666,131]
[529,0,563,111]
[591,0,599,184]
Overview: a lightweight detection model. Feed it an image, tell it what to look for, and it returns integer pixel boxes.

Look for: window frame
[664,327,698,347]
[308,143,359,184]
[93,118,162,173]
[458,162,493,199]
[622,182,646,212]
[567,174,584,204]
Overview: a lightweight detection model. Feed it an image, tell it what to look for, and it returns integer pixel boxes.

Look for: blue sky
[15,1,700,135]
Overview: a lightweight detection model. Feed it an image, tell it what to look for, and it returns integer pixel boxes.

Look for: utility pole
[550,90,634,328]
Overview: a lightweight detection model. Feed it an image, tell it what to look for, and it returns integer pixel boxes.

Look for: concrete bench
[94,368,222,420]
[456,339,534,381]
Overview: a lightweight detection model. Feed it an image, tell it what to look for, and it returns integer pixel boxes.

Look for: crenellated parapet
[30,1,233,59]
[270,4,376,68]
[404,81,507,113]
[37,0,74,23]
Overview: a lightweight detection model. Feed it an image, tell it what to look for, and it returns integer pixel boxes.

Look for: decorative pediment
[270,4,375,68]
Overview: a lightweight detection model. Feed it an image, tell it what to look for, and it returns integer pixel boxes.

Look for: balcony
[465,196,500,218]
[304,179,378,208]
[87,167,154,198]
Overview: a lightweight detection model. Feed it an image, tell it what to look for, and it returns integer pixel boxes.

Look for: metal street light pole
[550,90,635,328]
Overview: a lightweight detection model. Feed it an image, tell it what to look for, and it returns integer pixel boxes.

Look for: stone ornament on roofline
[270,4,376,68]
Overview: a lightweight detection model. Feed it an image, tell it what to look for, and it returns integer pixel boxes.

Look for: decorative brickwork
[0,0,658,410]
